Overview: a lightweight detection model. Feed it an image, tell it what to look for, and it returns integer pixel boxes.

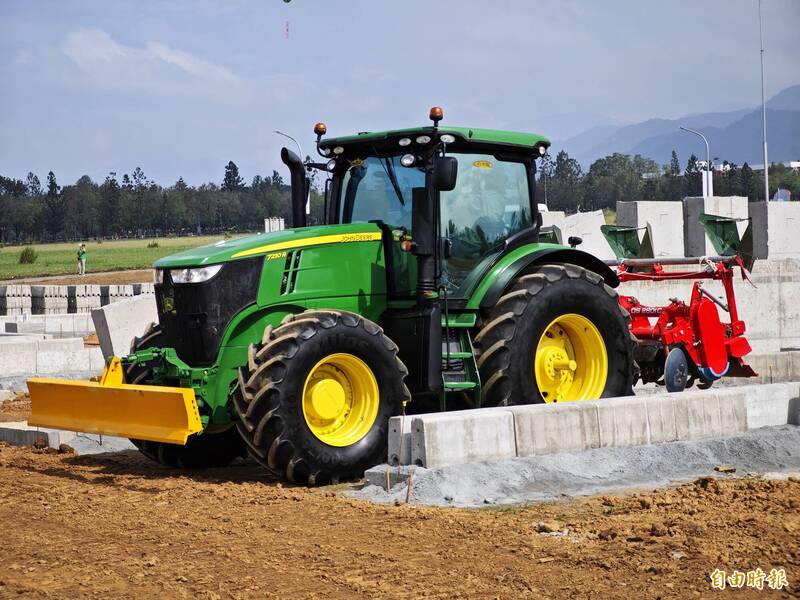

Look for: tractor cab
[292,108,550,301]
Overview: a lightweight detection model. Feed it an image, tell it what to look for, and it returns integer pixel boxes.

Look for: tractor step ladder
[440,314,481,408]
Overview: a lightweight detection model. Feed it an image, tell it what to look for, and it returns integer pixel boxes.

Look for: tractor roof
[319,126,550,157]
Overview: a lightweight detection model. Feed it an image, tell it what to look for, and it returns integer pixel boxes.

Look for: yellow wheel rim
[534,314,607,403]
[302,353,379,447]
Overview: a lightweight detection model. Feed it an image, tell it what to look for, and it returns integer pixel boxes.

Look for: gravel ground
[353,426,800,507]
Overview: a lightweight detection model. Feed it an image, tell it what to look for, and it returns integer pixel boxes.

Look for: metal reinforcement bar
[604,256,734,268]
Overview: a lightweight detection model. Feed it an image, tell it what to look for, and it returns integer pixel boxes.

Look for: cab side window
[440,154,531,295]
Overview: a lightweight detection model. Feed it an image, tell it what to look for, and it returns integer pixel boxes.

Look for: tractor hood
[153,223,383,269]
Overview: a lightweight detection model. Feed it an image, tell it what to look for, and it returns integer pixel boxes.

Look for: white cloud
[62,28,240,94]
[145,42,238,85]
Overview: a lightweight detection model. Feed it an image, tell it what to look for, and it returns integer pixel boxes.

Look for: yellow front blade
[27,378,203,445]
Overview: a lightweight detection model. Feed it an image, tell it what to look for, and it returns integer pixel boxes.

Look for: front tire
[234,310,410,485]
[126,323,247,468]
[474,264,636,406]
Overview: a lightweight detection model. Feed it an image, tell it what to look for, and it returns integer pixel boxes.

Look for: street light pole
[680,126,713,196]
[275,130,304,162]
[758,0,770,201]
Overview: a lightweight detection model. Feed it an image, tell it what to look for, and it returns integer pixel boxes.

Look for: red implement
[612,256,757,391]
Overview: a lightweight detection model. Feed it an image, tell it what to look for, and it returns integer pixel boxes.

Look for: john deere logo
[473,160,493,169]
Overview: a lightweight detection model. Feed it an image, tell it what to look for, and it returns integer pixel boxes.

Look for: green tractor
[28,108,635,484]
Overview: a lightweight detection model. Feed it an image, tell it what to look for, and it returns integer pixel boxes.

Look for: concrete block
[644,394,679,443]
[596,395,649,447]
[36,338,84,352]
[716,389,748,433]
[0,334,49,343]
[683,196,748,257]
[5,321,45,334]
[5,285,31,297]
[0,342,38,376]
[110,285,134,298]
[410,410,516,468]
[383,383,794,473]
[89,347,105,371]
[36,347,98,375]
[744,382,800,429]
[749,201,768,260]
[617,200,684,257]
[4,297,31,309]
[750,201,800,260]
[1,314,95,337]
[540,211,566,228]
[76,296,102,310]
[92,295,158,359]
[673,389,747,440]
[364,464,426,489]
[777,267,800,351]
[746,352,800,384]
[0,421,62,449]
[388,415,413,466]
[41,314,77,336]
[510,402,600,457]
[560,210,614,259]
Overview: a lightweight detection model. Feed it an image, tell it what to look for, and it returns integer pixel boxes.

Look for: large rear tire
[474,264,636,406]
[126,323,247,468]
[234,310,410,485]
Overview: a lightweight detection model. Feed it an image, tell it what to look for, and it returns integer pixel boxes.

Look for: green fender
[466,244,619,310]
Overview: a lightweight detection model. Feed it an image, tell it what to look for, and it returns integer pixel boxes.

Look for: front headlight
[170,264,223,284]
[153,268,164,284]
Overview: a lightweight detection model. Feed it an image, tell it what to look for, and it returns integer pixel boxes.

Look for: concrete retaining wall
[616,201,684,257]
[683,196,748,257]
[2,313,95,337]
[394,382,799,469]
[0,338,104,376]
[0,283,154,317]
[745,351,800,384]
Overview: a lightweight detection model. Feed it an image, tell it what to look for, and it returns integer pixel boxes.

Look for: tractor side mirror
[432,156,458,192]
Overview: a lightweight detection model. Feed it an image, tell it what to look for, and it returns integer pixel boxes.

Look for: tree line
[539,149,800,213]
[1,150,798,244]
[0,161,325,245]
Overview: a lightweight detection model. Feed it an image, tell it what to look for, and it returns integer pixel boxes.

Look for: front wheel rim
[534,313,607,402]
[302,353,379,447]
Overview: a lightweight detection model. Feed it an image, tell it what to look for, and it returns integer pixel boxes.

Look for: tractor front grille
[154,257,263,366]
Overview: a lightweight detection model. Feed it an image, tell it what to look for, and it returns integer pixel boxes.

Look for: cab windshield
[339,156,419,229]
[338,153,533,293]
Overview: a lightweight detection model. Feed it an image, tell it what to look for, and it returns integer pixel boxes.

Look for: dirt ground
[0,444,797,599]
[0,393,30,423]
[2,269,153,286]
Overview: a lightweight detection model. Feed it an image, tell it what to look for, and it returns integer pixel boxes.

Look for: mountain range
[552,85,800,169]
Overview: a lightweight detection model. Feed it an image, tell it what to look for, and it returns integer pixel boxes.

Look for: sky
[1,0,798,186]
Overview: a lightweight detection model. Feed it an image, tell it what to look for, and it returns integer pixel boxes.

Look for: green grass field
[0,235,243,279]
